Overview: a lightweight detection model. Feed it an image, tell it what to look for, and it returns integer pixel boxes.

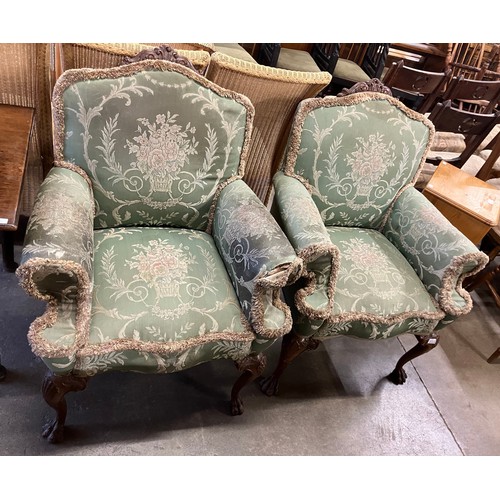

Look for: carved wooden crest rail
[122,44,199,73]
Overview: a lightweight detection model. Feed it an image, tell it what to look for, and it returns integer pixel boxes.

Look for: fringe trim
[16,258,93,361]
[439,251,489,316]
[250,257,304,338]
[294,243,339,320]
[52,59,255,167]
[282,92,436,179]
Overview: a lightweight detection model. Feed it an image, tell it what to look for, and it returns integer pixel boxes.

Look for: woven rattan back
[205,52,331,204]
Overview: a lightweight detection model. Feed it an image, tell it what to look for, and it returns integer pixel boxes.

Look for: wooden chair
[427,100,500,167]
[382,59,451,113]
[205,52,331,205]
[446,43,486,81]
[442,75,500,114]
[256,43,323,73]
[464,219,500,363]
[325,43,390,95]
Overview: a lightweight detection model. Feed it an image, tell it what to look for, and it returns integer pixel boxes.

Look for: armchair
[261,91,488,396]
[17,60,302,443]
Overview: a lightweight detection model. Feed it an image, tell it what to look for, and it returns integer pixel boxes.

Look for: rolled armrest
[212,179,303,338]
[16,163,95,371]
[273,171,339,320]
[382,186,488,318]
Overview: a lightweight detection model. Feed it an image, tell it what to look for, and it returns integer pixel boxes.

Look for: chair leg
[387,333,440,385]
[0,359,6,381]
[231,352,267,416]
[487,348,500,363]
[260,332,320,396]
[41,372,89,443]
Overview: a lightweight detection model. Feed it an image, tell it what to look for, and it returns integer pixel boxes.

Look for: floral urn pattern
[127,113,198,192]
[346,133,395,197]
[129,239,190,298]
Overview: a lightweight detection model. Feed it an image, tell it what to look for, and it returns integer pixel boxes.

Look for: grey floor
[0,244,499,457]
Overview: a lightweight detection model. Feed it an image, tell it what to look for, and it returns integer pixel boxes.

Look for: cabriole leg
[231,352,266,416]
[388,333,440,385]
[41,372,89,443]
[260,332,320,396]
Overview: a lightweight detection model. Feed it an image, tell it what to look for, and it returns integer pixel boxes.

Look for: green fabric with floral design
[382,186,488,324]
[21,167,94,281]
[293,98,430,229]
[61,69,248,230]
[213,179,302,338]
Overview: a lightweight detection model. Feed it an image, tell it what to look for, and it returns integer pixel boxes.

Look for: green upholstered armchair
[17,60,302,443]
[260,91,489,396]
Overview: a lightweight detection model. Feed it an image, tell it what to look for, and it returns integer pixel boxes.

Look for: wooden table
[0,104,34,272]
[423,161,500,244]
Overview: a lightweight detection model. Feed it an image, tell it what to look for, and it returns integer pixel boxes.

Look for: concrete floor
[0,245,499,456]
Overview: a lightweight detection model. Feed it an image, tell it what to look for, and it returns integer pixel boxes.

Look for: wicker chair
[205,52,332,204]
[54,43,211,78]
[0,43,53,214]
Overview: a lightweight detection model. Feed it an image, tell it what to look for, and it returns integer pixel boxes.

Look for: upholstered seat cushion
[297,227,443,340]
[37,226,256,375]
[276,48,321,73]
[429,131,466,154]
[332,58,370,83]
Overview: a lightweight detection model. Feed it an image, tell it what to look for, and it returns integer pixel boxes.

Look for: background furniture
[382,59,451,113]
[205,52,331,204]
[16,59,302,443]
[0,44,53,216]
[442,75,500,114]
[425,100,500,168]
[0,104,34,272]
[423,161,500,244]
[325,43,390,95]
[54,43,211,78]
[260,90,488,396]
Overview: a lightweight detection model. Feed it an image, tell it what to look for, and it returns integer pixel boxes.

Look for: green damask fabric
[91,226,250,341]
[59,68,249,230]
[21,167,94,276]
[292,97,431,228]
[296,227,443,340]
[382,187,488,323]
[213,179,301,338]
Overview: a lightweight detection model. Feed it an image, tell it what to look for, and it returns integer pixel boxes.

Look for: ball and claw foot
[42,420,65,444]
[387,366,408,385]
[231,397,245,416]
[259,375,280,397]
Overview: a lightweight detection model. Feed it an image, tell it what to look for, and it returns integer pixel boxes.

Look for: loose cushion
[277,48,321,73]
[332,58,370,83]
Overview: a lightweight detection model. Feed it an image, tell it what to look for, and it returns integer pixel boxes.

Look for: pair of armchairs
[18,60,487,444]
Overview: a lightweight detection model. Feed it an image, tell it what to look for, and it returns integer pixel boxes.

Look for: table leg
[1,230,18,272]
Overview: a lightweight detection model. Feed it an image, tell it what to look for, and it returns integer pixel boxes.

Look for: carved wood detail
[337,78,393,97]
[387,332,440,385]
[41,372,89,443]
[231,352,267,416]
[122,44,199,73]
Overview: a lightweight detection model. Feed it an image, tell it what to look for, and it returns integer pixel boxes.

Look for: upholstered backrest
[282,92,434,229]
[52,60,253,231]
